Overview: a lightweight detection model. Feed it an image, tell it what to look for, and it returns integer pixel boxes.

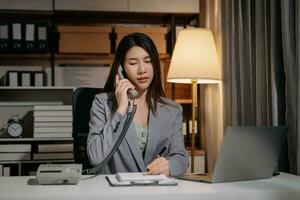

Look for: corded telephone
[35,66,138,185]
[36,164,82,185]
[118,65,139,99]
[36,101,136,184]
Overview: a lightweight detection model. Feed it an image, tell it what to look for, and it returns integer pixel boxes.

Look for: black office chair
[73,87,102,170]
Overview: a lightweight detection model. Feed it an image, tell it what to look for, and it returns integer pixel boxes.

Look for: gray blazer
[87,92,189,176]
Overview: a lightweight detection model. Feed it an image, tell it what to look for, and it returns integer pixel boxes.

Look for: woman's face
[124,46,154,93]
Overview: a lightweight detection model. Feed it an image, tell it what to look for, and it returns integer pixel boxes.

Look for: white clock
[7,119,24,137]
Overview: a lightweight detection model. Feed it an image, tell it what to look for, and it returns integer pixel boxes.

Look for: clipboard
[106,173,178,187]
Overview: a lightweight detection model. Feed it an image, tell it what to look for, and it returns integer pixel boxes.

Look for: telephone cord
[82,101,137,176]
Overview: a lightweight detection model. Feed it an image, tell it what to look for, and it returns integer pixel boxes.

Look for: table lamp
[167,28,221,172]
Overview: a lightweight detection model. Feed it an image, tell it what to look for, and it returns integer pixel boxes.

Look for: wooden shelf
[55,53,170,65]
[0,10,53,20]
[176,99,192,104]
[0,53,52,66]
[158,54,170,60]
[54,11,198,25]
[0,9,198,25]
[0,138,73,142]
[55,53,114,65]
[0,86,75,90]
[186,149,205,156]
[0,53,51,59]
[0,159,74,164]
[0,53,170,65]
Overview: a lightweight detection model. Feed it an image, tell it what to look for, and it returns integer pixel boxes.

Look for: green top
[133,121,148,154]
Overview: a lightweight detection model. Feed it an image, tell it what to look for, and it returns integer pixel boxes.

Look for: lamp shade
[167,28,221,84]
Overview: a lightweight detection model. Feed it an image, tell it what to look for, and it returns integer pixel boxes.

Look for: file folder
[0,22,10,51]
[11,22,23,51]
[24,23,35,51]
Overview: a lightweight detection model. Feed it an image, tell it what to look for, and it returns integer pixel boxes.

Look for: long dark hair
[104,32,166,114]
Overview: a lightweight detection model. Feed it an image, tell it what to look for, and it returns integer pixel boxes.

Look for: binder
[0,22,10,51]
[36,22,49,52]
[33,71,46,86]
[24,23,35,51]
[6,71,19,86]
[3,166,10,176]
[11,22,23,51]
[20,71,32,86]
[1,20,51,52]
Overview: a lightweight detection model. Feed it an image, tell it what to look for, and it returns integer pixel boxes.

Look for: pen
[146,145,169,173]
[157,145,169,158]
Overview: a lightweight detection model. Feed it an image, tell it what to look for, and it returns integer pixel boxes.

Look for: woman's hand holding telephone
[118,66,139,99]
[115,66,139,115]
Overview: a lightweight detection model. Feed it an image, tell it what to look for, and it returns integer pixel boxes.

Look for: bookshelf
[0,0,203,175]
[0,87,74,176]
[0,138,74,176]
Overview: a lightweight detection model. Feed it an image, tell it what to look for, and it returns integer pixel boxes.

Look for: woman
[87,32,188,176]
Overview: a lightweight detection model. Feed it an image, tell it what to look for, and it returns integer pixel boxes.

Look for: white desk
[0,173,299,200]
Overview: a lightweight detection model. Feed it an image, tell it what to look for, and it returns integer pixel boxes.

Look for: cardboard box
[115,27,167,54]
[58,26,111,53]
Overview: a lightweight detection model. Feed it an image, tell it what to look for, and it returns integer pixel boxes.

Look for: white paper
[116,172,166,182]
[107,173,178,186]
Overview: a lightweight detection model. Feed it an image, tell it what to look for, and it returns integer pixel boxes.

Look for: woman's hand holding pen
[146,145,170,176]
[115,75,135,115]
[146,157,170,176]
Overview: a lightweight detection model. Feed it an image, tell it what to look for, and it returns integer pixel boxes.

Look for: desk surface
[0,172,299,200]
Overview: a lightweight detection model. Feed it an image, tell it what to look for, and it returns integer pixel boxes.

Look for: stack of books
[0,144,32,176]
[0,144,31,161]
[33,105,72,138]
[33,143,74,160]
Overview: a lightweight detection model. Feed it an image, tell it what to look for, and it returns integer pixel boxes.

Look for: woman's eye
[129,63,137,65]
[145,60,151,63]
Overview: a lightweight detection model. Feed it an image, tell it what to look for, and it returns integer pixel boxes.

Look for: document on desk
[106,172,178,186]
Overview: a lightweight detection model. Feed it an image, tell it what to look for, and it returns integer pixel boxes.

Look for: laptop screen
[212,126,286,183]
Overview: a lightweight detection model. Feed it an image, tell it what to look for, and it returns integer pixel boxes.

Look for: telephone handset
[118,65,139,99]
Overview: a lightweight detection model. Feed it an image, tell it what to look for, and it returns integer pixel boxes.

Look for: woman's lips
[137,77,149,83]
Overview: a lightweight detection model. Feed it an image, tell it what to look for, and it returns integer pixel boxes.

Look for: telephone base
[36,164,82,185]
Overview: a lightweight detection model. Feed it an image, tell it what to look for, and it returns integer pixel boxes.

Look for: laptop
[177,126,286,183]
